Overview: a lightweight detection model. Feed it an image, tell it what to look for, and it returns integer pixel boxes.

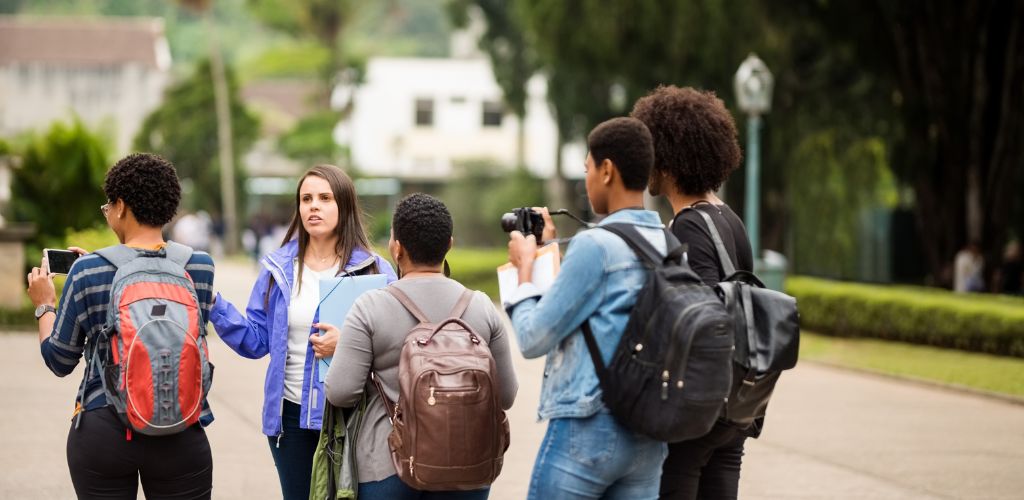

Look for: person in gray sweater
[322,193,518,499]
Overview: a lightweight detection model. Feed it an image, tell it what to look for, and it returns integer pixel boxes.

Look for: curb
[804,359,1024,407]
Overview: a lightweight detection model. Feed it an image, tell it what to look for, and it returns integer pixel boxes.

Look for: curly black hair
[103,153,181,227]
[587,117,654,191]
[630,86,742,196]
[392,193,453,265]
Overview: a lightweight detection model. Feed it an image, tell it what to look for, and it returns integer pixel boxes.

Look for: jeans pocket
[569,414,618,466]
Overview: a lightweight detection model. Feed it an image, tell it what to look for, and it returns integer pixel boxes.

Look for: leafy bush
[446,247,508,301]
[787,276,1024,357]
[10,118,110,268]
[279,111,343,164]
[441,161,546,247]
[0,303,35,329]
[64,225,120,253]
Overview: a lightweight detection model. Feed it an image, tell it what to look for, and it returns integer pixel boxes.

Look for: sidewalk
[2,260,1022,499]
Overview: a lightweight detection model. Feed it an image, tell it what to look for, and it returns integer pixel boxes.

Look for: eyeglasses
[100,203,110,216]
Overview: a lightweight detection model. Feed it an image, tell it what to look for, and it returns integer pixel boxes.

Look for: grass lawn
[801,332,1024,399]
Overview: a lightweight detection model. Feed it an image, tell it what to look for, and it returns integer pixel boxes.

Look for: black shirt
[670,203,753,286]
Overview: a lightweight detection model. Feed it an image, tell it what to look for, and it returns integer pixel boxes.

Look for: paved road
[3,260,1022,499]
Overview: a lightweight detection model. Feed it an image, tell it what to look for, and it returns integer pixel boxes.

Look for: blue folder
[316,274,388,382]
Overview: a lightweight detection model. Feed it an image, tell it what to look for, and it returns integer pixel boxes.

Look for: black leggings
[660,420,747,500]
[66,407,213,500]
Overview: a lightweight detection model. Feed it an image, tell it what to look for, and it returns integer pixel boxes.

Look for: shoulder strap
[370,372,397,424]
[599,224,660,266]
[682,207,737,276]
[448,289,474,319]
[93,244,139,268]
[385,286,430,324]
[164,241,194,268]
[580,321,606,378]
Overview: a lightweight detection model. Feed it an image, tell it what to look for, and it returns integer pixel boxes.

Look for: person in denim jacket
[209,165,396,500]
[506,117,669,499]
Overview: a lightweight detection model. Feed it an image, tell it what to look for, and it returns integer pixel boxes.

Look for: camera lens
[500,213,518,233]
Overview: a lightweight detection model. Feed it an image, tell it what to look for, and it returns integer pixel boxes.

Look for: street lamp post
[734,53,774,264]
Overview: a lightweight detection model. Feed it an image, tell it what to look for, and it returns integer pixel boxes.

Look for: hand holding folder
[316,274,388,382]
[497,242,561,305]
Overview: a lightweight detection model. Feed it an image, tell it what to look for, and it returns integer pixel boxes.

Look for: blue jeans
[267,400,320,500]
[358,474,490,499]
[528,411,668,500]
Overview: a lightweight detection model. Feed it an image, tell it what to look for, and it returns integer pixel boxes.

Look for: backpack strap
[581,224,685,379]
[370,372,398,425]
[93,244,140,268]
[164,241,194,268]
[600,223,683,267]
[683,207,737,276]
[94,242,194,269]
[448,289,475,319]
[580,321,607,376]
[385,286,430,324]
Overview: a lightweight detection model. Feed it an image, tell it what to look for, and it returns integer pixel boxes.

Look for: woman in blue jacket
[210,165,397,500]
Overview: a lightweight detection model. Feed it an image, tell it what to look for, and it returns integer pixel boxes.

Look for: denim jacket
[209,240,397,436]
[506,209,666,421]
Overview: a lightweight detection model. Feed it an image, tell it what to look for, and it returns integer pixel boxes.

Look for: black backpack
[580,223,735,442]
[687,208,800,428]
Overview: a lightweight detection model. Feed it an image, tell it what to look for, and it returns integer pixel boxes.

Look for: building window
[415,98,434,127]
[482,100,504,127]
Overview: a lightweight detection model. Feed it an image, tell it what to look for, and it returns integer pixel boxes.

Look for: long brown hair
[271,165,373,298]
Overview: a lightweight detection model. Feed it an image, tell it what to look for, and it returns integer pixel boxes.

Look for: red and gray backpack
[76,242,213,437]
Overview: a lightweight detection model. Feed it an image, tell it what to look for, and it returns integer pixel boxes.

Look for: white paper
[497,242,561,304]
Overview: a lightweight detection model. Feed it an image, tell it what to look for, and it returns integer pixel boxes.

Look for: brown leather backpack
[372,286,510,491]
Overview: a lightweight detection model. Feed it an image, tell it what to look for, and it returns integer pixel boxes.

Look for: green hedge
[0,303,36,329]
[446,247,508,301]
[787,276,1024,358]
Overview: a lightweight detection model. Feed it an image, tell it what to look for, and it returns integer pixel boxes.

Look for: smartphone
[44,249,79,275]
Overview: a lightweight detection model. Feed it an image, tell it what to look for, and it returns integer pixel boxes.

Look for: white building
[334,56,583,181]
[0,16,171,154]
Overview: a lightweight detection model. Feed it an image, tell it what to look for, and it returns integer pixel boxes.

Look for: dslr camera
[501,208,546,241]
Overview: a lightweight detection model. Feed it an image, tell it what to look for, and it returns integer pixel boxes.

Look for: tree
[246,0,358,99]
[785,0,1024,286]
[134,59,259,219]
[515,0,763,219]
[10,119,109,253]
[447,0,540,167]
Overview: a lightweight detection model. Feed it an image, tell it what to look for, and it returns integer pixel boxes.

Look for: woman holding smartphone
[208,164,396,500]
[27,153,216,499]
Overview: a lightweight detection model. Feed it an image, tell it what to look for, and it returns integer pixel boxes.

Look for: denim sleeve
[209,268,272,359]
[40,269,85,377]
[507,233,607,359]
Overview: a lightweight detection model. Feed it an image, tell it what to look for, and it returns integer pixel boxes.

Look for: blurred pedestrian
[954,241,985,293]
[995,240,1022,295]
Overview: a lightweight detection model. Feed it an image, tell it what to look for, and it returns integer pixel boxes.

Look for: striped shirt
[40,248,216,421]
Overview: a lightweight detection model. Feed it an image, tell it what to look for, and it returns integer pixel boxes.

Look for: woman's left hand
[310,322,339,359]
